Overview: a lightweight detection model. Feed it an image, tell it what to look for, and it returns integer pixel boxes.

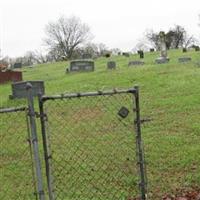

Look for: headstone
[178,57,192,63]
[13,62,22,68]
[182,48,187,53]
[69,60,95,72]
[155,31,170,64]
[107,61,116,69]
[138,50,144,59]
[195,46,200,51]
[128,61,145,66]
[0,71,22,84]
[122,52,130,57]
[10,81,45,99]
[150,48,155,52]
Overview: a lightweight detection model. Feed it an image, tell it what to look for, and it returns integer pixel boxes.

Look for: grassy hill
[1,49,200,199]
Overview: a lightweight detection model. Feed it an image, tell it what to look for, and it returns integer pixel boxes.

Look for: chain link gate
[38,86,147,200]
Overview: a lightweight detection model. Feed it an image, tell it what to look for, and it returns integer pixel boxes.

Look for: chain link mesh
[43,92,140,199]
[0,108,37,200]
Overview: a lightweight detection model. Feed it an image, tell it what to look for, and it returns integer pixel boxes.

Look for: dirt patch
[162,187,200,200]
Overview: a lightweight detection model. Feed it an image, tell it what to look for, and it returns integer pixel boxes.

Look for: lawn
[0,49,200,199]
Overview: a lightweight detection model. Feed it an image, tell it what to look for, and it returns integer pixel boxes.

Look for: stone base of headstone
[155,57,170,64]
[128,61,145,66]
[178,57,192,63]
[107,61,116,69]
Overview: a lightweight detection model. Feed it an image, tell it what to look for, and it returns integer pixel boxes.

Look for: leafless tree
[44,16,93,60]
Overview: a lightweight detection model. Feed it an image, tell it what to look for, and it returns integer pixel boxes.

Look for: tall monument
[155,31,170,64]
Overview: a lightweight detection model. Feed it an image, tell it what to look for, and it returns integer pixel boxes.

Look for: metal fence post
[26,83,45,200]
[133,86,147,200]
[38,93,55,200]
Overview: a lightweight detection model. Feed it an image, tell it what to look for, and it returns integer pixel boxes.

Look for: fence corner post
[26,83,45,200]
[133,85,147,200]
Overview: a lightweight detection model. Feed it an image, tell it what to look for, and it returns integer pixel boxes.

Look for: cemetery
[1,5,200,198]
[1,47,200,200]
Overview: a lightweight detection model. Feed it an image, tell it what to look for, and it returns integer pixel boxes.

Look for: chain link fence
[39,87,147,200]
[0,106,37,199]
[0,85,147,200]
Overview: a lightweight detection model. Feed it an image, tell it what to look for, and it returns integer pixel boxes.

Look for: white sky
[0,0,200,57]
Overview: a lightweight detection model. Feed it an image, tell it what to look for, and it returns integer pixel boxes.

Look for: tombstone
[0,71,22,84]
[13,62,22,68]
[150,48,155,52]
[10,81,45,99]
[178,57,192,63]
[122,52,130,57]
[138,50,144,59]
[155,31,170,64]
[68,60,95,72]
[128,61,145,66]
[194,46,200,51]
[182,48,187,53]
[107,61,116,69]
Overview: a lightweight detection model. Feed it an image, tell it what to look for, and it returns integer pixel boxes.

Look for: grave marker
[128,61,145,66]
[13,63,22,69]
[68,60,95,72]
[107,61,116,69]
[10,81,45,99]
[155,31,170,64]
[178,57,192,63]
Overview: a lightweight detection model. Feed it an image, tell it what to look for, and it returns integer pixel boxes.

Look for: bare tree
[182,34,196,48]
[145,29,160,50]
[44,16,93,60]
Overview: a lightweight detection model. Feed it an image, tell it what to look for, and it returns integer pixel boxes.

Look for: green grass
[0,49,200,199]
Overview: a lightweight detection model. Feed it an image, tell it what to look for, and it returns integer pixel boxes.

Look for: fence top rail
[41,87,137,102]
[0,106,27,114]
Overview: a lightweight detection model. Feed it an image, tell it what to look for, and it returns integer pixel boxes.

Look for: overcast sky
[0,0,200,57]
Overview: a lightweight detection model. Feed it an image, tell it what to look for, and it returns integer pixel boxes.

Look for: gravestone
[13,62,22,68]
[182,48,187,53]
[107,61,116,69]
[195,46,200,51]
[138,50,144,59]
[128,61,145,66]
[155,31,170,64]
[122,52,130,57]
[68,60,95,72]
[178,57,192,63]
[10,81,45,99]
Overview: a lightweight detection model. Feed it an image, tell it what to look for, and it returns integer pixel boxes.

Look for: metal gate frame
[38,86,147,200]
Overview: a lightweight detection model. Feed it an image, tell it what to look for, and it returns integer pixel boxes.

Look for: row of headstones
[67,56,193,72]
